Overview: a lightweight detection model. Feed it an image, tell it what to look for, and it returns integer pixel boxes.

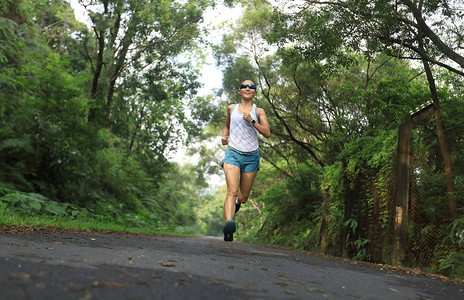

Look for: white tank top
[229,103,259,152]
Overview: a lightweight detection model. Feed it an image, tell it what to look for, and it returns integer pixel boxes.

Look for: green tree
[76,0,212,179]
[210,0,462,268]
[269,0,462,219]
[0,0,215,230]
[78,0,209,124]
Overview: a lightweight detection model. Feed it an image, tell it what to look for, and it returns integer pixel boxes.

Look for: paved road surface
[0,227,462,299]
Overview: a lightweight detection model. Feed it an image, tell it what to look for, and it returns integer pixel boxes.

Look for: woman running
[221,79,271,241]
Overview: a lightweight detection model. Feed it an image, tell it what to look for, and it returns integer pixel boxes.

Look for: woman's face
[239,80,256,100]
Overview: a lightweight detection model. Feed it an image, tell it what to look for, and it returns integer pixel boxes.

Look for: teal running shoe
[223,220,236,242]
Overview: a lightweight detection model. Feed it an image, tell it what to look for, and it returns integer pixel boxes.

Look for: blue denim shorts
[222,147,260,173]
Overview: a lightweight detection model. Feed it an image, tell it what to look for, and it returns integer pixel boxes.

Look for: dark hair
[241,79,256,85]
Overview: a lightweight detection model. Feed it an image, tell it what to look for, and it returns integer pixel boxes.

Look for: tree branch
[400,0,464,68]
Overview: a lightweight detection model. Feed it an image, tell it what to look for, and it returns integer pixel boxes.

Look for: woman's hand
[243,112,253,123]
[221,136,229,145]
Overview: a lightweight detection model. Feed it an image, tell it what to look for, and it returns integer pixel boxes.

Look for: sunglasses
[240,84,256,90]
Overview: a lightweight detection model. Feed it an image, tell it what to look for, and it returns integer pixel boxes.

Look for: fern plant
[438,217,464,279]
[0,192,87,218]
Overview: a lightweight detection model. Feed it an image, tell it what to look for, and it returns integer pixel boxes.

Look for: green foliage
[0,0,213,234]
[437,217,464,279]
[205,0,464,280]
[320,163,345,255]
[339,132,397,180]
[196,185,226,236]
[0,187,162,230]
[0,210,176,236]
[221,56,258,96]
[448,217,464,249]
[1,0,463,281]
[0,191,87,218]
[321,163,345,201]
[438,251,464,279]
[153,163,209,234]
[344,218,370,260]
[239,161,322,249]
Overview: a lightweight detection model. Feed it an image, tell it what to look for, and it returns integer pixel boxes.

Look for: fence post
[392,103,435,265]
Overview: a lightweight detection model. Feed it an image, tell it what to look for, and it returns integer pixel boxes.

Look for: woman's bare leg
[237,171,258,204]
[223,162,241,222]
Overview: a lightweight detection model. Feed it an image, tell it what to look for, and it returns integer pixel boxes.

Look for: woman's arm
[221,104,234,145]
[254,108,271,138]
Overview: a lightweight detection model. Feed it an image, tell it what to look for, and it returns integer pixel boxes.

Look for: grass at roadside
[0,191,203,236]
[0,213,201,236]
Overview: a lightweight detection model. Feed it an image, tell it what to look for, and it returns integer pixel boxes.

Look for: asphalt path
[0,227,463,300]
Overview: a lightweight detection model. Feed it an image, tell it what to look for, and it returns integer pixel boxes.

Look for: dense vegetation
[201,0,464,278]
[0,0,212,233]
[1,0,463,279]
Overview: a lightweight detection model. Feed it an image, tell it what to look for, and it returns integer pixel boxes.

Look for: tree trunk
[319,188,330,253]
[106,41,130,115]
[419,42,459,220]
[88,28,105,123]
